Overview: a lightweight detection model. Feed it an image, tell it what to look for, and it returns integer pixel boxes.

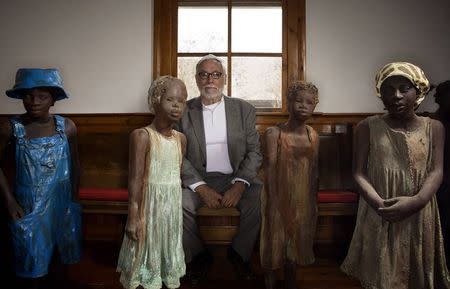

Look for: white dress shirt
[189,97,249,192]
[203,99,233,174]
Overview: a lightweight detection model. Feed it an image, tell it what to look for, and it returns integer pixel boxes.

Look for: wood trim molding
[0,113,375,125]
[153,0,178,78]
[282,0,306,111]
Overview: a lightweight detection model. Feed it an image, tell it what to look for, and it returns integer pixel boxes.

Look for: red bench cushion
[79,188,358,203]
[79,187,128,201]
[318,190,358,203]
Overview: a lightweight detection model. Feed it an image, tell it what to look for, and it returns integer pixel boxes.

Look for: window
[178,5,282,108]
[153,0,305,112]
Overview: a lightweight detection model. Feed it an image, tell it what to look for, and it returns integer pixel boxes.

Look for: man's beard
[202,87,223,99]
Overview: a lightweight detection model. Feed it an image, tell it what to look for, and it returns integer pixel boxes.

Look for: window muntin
[177,4,282,109]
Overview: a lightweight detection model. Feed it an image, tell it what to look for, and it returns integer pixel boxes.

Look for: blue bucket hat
[6,68,69,101]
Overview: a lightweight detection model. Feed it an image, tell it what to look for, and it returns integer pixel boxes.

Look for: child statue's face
[22,88,55,118]
[288,90,317,121]
[157,81,187,122]
[380,76,418,118]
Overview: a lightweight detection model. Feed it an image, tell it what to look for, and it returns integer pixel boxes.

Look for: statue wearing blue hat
[0,68,81,288]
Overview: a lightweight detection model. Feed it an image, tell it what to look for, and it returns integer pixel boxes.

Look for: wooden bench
[79,188,357,242]
[0,114,365,254]
[185,190,358,245]
[79,122,358,247]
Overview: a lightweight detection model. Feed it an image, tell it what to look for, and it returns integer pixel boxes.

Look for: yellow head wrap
[375,62,430,106]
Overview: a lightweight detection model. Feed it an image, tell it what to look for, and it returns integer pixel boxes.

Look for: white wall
[306,0,450,113]
[0,0,152,113]
[0,0,448,113]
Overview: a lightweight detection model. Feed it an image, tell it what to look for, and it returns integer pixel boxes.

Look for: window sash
[178,0,281,7]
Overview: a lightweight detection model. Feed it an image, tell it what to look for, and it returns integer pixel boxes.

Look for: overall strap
[9,117,26,141]
[9,117,26,169]
[54,115,66,137]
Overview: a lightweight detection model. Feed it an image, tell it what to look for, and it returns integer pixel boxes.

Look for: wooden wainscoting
[0,112,368,188]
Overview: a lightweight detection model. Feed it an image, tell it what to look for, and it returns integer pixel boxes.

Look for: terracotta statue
[0,68,81,289]
[261,80,320,289]
[116,75,188,289]
[341,62,450,289]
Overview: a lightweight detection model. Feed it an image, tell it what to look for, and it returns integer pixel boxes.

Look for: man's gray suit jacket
[179,95,262,188]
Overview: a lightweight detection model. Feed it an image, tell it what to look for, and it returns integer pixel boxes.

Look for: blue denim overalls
[9,115,81,278]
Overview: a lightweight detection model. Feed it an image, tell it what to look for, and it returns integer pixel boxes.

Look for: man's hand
[196,184,223,209]
[221,182,246,208]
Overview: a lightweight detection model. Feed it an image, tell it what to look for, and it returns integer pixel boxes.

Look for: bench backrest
[1,114,365,192]
[256,121,355,192]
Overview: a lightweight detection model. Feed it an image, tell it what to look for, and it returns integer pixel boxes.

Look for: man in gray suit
[179,54,262,284]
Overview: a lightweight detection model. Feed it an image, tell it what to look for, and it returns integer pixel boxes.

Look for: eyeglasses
[197,71,223,80]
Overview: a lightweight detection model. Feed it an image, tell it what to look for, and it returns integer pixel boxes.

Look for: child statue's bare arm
[126,128,150,241]
[0,119,23,220]
[65,118,80,202]
[263,126,280,202]
[353,119,385,212]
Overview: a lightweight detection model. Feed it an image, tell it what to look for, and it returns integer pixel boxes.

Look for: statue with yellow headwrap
[341,62,450,289]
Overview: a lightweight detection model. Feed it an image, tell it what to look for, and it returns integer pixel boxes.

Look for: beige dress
[260,124,319,269]
[117,125,185,289]
[341,115,450,289]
